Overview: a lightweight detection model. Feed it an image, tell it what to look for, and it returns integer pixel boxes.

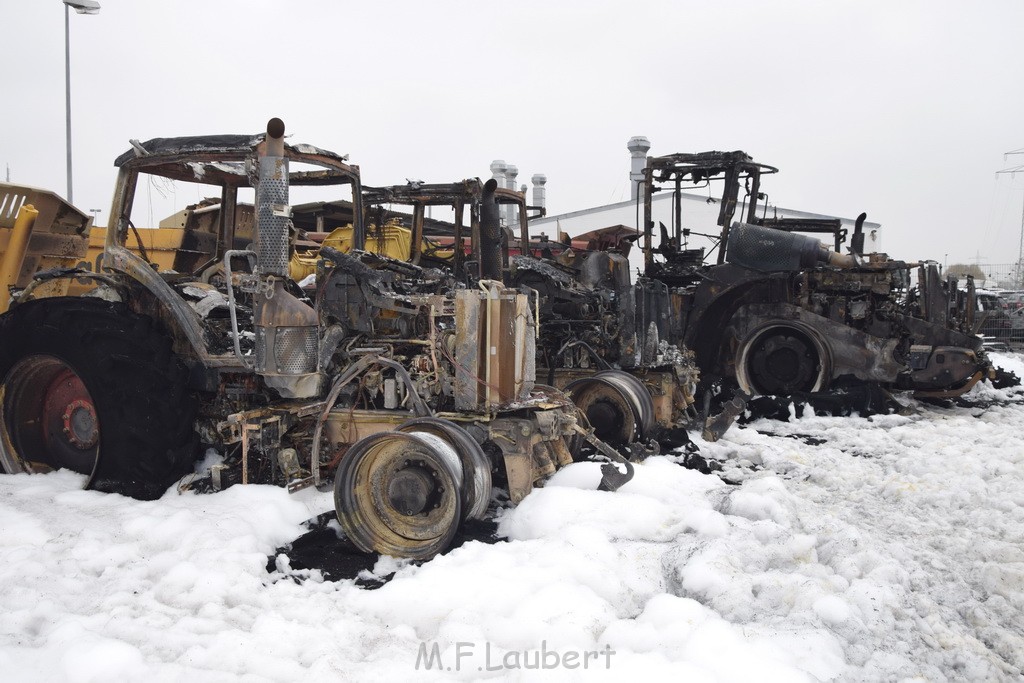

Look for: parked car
[1001,290,1024,310]
[975,290,1012,339]
[1008,305,1024,344]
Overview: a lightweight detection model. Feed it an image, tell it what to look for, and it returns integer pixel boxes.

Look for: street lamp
[63,0,100,206]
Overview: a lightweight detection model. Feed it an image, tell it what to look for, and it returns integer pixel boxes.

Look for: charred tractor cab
[0,120,632,559]
[637,151,993,407]
[509,231,702,451]
[345,178,705,452]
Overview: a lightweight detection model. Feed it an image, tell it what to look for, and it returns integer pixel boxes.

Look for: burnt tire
[0,297,198,499]
[741,326,826,395]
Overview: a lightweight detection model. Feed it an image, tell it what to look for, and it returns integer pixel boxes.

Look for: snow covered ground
[1,355,1023,682]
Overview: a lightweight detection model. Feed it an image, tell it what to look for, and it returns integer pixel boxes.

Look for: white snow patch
[1,358,1024,680]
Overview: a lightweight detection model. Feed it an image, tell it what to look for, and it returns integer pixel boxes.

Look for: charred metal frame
[359,177,703,445]
[361,179,537,280]
[100,134,363,369]
[638,150,991,399]
[0,124,625,559]
[641,152,779,269]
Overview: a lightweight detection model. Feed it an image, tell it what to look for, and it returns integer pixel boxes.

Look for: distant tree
[946,263,986,280]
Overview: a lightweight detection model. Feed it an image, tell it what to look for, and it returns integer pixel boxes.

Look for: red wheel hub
[42,368,98,451]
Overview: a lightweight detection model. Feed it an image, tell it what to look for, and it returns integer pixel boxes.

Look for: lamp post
[63,0,100,206]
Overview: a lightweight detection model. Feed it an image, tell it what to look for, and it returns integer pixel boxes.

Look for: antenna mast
[997,149,1024,288]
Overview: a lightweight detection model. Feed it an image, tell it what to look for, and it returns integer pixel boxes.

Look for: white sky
[4,0,1024,268]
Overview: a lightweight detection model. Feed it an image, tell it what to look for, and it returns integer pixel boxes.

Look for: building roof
[533,190,881,231]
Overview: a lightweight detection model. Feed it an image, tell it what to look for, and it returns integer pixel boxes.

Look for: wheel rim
[397,417,492,520]
[0,354,100,478]
[745,327,823,394]
[565,370,655,445]
[335,432,462,559]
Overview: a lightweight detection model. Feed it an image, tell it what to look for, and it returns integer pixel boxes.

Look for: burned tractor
[346,177,702,450]
[637,151,992,404]
[0,183,92,310]
[0,119,623,559]
[509,248,701,449]
[357,177,537,279]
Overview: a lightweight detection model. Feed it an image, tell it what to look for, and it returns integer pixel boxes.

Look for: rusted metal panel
[454,286,534,412]
[454,290,483,410]
[324,410,414,444]
[908,346,980,391]
[486,410,578,504]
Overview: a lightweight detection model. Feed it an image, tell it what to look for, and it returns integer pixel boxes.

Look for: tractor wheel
[741,325,826,395]
[564,370,656,446]
[397,417,492,521]
[0,297,198,499]
[334,431,462,559]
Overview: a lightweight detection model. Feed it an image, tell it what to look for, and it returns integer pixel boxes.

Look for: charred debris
[0,120,639,561]
[0,121,1009,562]
[343,179,704,457]
[631,151,1003,416]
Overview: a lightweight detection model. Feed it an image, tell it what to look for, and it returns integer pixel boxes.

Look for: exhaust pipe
[252,118,320,398]
[726,222,857,272]
[479,178,503,280]
[850,212,867,257]
[255,117,290,276]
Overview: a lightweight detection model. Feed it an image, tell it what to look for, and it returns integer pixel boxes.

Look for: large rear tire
[739,325,826,395]
[0,297,198,499]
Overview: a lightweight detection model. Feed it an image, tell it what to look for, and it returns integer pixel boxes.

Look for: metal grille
[255,326,267,371]
[275,327,318,374]
[256,157,290,276]
[0,190,27,222]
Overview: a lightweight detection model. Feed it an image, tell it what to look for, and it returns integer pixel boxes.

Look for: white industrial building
[496,138,881,272]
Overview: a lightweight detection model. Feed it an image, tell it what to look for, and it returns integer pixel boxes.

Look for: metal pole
[65,4,73,205]
[997,150,1024,287]
[1015,192,1024,288]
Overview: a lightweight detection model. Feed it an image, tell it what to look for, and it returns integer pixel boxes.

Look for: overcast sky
[4,0,1024,270]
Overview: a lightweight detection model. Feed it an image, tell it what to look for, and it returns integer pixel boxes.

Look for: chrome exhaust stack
[255,117,291,276]
[253,118,320,398]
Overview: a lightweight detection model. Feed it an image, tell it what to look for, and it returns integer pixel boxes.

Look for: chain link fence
[955,263,1024,291]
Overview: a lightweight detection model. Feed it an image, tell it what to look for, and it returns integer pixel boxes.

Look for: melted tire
[0,297,198,499]
[744,327,823,395]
